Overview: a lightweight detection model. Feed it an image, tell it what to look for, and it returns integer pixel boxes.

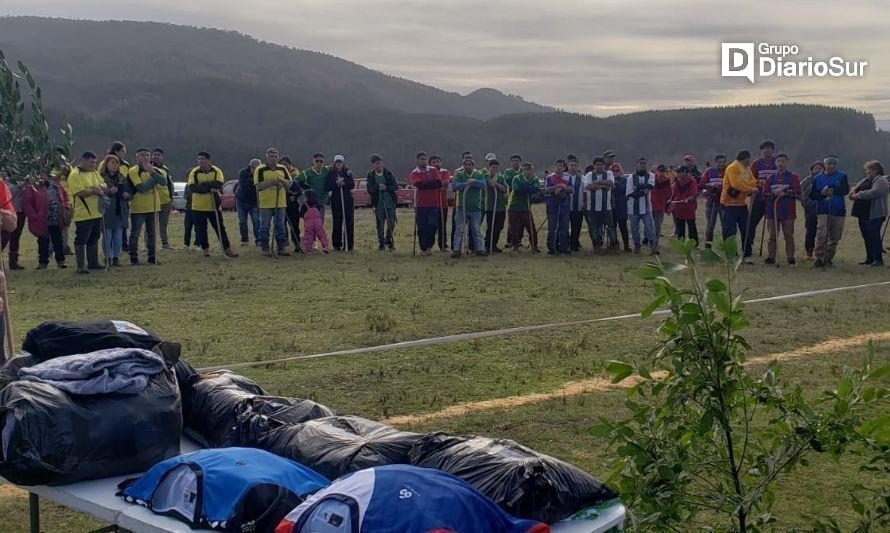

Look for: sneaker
[378,244,386,251]
[130,259,140,266]
[77,267,90,274]
[742,257,754,265]
[475,250,489,257]
[162,243,172,250]
[203,249,211,257]
[56,262,68,269]
[224,248,239,258]
[277,249,291,257]
[787,259,796,267]
[869,261,885,267]
[764,258,776,265]
[64,246,73,255]
[492,246,503,253]
[241,241,249,247]
[859,260,873,265]
[323,249,330,255]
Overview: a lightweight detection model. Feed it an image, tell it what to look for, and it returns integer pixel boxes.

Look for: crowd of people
[1,140,887,273]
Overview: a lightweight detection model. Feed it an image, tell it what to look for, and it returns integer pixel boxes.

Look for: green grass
[1,206,888,531]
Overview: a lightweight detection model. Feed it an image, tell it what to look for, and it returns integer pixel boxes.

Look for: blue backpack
[275,464,549,533]
[119,448,329,532]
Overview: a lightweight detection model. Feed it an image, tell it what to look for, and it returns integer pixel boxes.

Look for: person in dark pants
[545,159,572,254]
[430,155,452,252]
[235,159,261,246]
[127,148,167,266]
[186,152,238,258]
[325,155,355,251]
[368,154,398,251]
[410,152,444,254]
[745,140,777,263]
[482,158,508,253]
[22,174,69,269]
[565,155,585,252]
[281,156,303,253]
[850,160,888,266]
[1,180,26,270]
[67,152,107,274]
[182,183,196,249]
[610,164,631,251]
[799,161,824,260]
[720,151,758,252]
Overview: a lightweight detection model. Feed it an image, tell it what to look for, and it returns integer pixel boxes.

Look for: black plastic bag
[0,365,182,486]
[257,416,422,480]
[0,354,33,392]
[181,370,335,448]
[180,370,266,447]
[408,432,619,523]
[22,320,162,362]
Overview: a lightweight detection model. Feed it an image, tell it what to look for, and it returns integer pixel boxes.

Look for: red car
[220,181,237,210]
[352,178,414,208]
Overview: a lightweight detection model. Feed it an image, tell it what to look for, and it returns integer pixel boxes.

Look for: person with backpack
[235,158,261,246]
[325,154,355,252]
[701,155,727,249]
[810,156,849,268]
[507,161,540,252]
[254,148,292,257]
[22,173,70,269]
[187,151,238,258]
[799,160,824,260]
[300,190,330,254]
[367,154,398,251]
[762,153,801,265]
[849,160,888,266]
[99,154,130,266]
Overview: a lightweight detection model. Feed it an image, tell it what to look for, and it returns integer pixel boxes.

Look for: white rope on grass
[196,280,890,373]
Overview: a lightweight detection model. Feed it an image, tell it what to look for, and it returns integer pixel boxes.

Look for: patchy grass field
[1,206,888,531]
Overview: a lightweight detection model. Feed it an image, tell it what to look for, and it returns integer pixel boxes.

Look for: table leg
[28,492,39,533]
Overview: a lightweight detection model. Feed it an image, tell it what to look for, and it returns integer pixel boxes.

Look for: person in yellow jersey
[151,148,174,250]
[254,147,293,257]
[67,151,108,274]
[126,148,168,265]
[187,152,238,258]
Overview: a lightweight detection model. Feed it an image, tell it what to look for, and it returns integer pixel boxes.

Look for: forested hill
[1,17,888,179]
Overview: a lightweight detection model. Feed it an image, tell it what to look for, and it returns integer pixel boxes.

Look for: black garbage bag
[22,320,162,362]
[257,416,422,480]
[224,396,337,447]
[0,365,182,486]
[181,370,266,447]
[408,433,619,523]
[0,354,34,391]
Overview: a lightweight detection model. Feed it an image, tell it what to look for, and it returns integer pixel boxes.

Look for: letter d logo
[721,42,755,83]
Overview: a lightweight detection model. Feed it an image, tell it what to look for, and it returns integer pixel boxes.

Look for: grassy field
[1,205,888,531]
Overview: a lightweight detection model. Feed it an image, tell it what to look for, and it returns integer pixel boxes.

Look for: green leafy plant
[591,238,889,532]
[0,49,74,184]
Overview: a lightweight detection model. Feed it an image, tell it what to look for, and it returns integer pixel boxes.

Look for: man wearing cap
[127,148,168,265]
[626,157,658,254]
[236,158,261,246]
[810,156,849,267]
[678,154,702,182]
[701,155,727,249]
[297,153,329,223]
[603,150,616,169]
[746,140,776,263]
[254,148,292,256]
[408,151,443,255]
[67,151,107,274]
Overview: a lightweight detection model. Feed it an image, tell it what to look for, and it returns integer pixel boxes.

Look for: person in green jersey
[298,152,330,223]
[482,159,509,253]
[450,157,488,258]
[366,154,398,250]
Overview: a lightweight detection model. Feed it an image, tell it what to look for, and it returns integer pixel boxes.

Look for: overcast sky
[6,0,889,118]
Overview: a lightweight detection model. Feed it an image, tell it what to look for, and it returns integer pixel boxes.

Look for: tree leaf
[697,248,723,263]
[606,360,635,383]
[632,264,662,280]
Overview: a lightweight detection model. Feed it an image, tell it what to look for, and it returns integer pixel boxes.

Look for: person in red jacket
[668,166,699,245]
[761,153,801,265]
[22,174,69,269]
[409,151,443,255]
[430,155,451,252]
[650,164,672,240]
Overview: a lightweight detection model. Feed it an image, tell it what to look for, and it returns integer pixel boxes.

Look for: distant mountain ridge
[1,17,888,177]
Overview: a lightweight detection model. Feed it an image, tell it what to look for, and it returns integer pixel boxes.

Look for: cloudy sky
[6,0,889,118]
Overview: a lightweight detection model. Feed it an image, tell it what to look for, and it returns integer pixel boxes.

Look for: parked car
[171,182,187,211]
[220,181,237,210]
[352,178,414,208]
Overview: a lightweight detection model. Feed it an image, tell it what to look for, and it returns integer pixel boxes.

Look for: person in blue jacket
[809,155,849,267]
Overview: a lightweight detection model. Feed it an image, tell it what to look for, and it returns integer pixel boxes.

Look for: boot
[224,248,239,258]
[112,257,120,267]
[276,242,290,256]
[75,245,89,274]
[87,242,102,269]
[260,241,273,257]
[8,254,24,270]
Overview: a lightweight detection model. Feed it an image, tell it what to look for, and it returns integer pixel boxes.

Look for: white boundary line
[196,280,890,372]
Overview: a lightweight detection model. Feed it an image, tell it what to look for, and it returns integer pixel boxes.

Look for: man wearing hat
[603,150,616,169]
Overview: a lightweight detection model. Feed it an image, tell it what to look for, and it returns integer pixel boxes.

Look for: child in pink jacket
[300,190,329,254]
